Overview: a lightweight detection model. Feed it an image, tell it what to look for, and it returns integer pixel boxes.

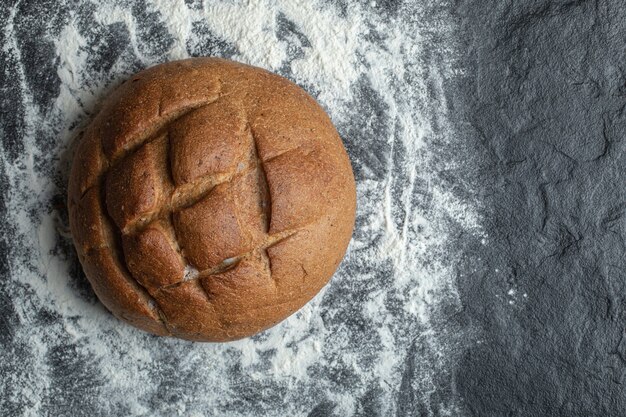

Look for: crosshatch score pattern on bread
[68,58,357,341]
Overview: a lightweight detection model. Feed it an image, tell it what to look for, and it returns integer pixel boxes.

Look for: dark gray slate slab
[1,0,623,416]
[454,1,626,416]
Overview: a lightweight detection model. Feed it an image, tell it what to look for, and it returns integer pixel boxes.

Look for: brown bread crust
[68,58,356,342]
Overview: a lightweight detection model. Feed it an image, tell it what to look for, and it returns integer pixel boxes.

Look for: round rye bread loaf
[68,58,356,342]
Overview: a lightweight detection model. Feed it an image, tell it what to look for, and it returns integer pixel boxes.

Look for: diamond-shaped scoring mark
[104,100,311,301]
[166,114,269,276]
[96,92,334,339]
[166,124,302,288]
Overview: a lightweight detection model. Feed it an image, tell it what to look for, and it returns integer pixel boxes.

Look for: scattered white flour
[1,0,482,416]
[183,264,200,281]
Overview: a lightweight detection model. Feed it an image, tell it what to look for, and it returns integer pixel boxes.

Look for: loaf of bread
[68,58,356,341]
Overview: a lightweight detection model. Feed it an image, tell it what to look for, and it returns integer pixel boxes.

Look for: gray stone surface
[2,0,624,416]
[454,1,626,416]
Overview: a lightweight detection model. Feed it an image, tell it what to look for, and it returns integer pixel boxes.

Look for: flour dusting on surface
[0,1,481,415]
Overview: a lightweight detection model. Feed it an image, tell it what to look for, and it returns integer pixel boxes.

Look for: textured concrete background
[454,1,626,415]
[2,0,625,416]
